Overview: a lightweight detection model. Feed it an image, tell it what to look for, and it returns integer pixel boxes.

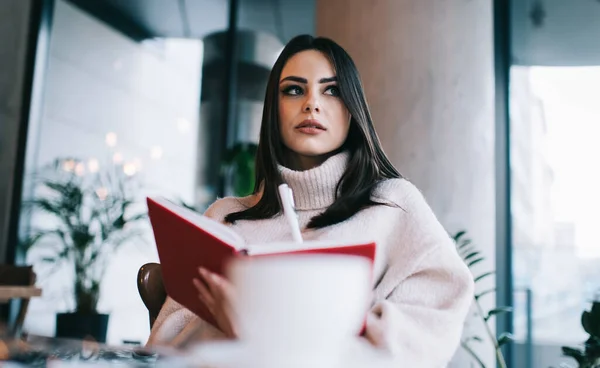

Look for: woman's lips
[296,119,326,135]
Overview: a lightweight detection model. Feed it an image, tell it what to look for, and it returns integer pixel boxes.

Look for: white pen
[278,183,303,243]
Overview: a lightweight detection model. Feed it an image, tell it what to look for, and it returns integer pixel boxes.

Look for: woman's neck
[283,150,338,171]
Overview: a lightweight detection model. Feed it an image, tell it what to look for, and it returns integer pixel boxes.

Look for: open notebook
[146,196,376,329]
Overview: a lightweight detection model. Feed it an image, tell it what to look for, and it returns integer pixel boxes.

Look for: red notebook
[146,196,376,329]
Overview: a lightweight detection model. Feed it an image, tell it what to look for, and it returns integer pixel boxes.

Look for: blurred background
[1,0,600,367]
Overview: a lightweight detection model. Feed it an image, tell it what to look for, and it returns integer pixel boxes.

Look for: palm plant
[19,157,147,314]
[453,230,514,368]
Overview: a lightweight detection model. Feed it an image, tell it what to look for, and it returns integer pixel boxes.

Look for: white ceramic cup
[227,253,372,368]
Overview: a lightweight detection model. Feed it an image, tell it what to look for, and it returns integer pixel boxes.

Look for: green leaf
[44,181,83,213]
[485,307,513,322]
[498,332,514,346]
[57,246,71,260]
[561,346,585,364]
[462,251,481,262]
[468,257,485,268]
[19,233,46,251]
[475,288,496,301]
[28,199,62,217]
[43,181,67,193]
[582,309,600,338]
[591,301,600,316]
[583,311,594,336]
[19,229,66,252]
[452,231,466,242]
[474,271,495,283]
[126,213,148,222]
[112,214,126,229]
[71,226,94,250]
[459,246,478,259]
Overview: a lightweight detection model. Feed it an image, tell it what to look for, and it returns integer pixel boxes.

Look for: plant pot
[55,313,109,343]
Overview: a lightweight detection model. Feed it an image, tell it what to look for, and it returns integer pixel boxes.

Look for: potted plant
[557,299,600,368]
[221,142,258,197]
[452,230,513,368]
[19,157,147,342]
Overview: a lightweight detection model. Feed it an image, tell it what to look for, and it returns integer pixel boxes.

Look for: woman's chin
[290,148,332,158]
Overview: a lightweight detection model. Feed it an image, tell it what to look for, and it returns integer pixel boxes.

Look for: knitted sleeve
[365,181,474,366]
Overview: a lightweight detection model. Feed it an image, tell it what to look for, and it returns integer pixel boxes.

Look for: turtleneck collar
[278,151,350,211]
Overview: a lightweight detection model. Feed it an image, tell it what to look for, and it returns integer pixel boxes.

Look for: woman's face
[278,50,351,170]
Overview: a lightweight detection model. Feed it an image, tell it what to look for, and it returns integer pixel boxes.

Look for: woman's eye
[324,85,341,97]
[282,85,303,96]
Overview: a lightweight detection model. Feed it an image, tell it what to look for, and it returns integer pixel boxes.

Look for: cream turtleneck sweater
[147,152,474,367]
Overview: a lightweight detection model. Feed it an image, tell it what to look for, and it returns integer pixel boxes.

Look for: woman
[147,34,474,366]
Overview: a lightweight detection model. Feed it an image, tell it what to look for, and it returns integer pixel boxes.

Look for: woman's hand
[193,267,237,338]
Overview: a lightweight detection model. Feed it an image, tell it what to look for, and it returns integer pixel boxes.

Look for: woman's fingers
[193,277,214,309]
[219,276,236,307]
[196,267,238,338]
[202,269,227,303]
[195,269,215,312]
[202,269,220,291]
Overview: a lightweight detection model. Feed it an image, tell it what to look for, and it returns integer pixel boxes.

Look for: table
[0,287,42,303]
[0,335,397,367]
[1,335,163,367]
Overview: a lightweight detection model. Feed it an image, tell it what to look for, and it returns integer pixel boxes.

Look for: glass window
[18,0,205,345]
[510,65,600,367]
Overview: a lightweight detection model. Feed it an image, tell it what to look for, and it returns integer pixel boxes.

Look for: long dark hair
[225,35,401,228]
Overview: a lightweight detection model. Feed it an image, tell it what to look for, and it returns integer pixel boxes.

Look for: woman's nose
[302,94,320,113]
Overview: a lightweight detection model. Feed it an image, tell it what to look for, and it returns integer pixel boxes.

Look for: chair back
[0,265,35,286]
[137,263,167,329]
[0,264,36,337]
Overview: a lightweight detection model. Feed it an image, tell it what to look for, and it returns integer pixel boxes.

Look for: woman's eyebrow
[280,76,306,84]
[319,76,337,83]
[279,76,337,84]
